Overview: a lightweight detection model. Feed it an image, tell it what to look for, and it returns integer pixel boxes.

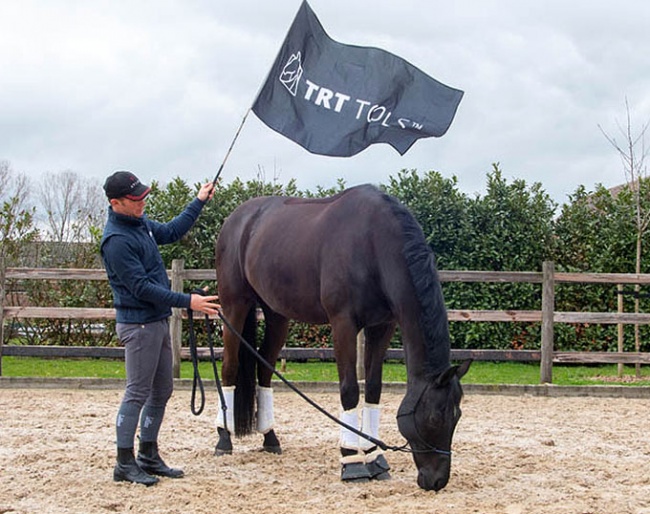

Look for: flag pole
[212,1,305,186]
[212,108,251,186]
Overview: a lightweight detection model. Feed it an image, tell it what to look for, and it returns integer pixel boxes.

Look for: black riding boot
[136,441,184,479]
[113,447,159,486]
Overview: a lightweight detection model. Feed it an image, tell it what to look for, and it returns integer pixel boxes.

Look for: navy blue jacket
[100,198,206,324]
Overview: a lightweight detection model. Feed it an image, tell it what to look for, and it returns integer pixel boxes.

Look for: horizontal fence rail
[5,345,650,365]
[2,260,650,383]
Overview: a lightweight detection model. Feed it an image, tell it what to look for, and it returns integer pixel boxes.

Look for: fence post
[170,259,184,379]
[540,260,555,384]
[617,284,624,377]
[0,257,5,376]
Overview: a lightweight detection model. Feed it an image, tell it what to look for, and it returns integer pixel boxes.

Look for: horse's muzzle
[417,468,450,491]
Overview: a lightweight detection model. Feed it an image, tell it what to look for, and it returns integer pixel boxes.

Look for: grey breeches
[117,319,173,407]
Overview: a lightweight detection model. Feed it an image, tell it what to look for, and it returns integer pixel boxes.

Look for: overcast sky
[2,0,649,205]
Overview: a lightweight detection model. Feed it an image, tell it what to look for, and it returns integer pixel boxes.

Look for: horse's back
[216,185,407,323]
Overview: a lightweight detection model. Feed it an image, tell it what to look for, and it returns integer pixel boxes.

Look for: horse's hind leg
[256,308,289,454]
[215,302,254,456]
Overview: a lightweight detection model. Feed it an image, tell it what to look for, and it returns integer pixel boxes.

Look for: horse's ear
[435,360,472,387]
[435,366,458,387]
[456,359,472,380]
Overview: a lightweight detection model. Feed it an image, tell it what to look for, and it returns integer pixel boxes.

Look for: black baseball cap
[103,171,151,200]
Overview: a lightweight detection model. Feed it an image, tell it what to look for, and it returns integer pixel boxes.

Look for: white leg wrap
[360,403,381,451]
[216,386,235,432]
[339,408,360,450]
[255,386,275,434]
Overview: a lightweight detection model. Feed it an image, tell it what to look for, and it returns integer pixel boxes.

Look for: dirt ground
[1,385,649,514]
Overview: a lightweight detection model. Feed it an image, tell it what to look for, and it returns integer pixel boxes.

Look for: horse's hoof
[214,427,232,457]
[215,428,233,456]
[262,445,282,455]
[214,446,232,456]
[262,430,281,454]
[341,462,372,483]
[366,453,391,480]
[214,437,233,456]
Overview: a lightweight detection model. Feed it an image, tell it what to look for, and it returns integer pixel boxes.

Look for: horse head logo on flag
[279,52,303,97]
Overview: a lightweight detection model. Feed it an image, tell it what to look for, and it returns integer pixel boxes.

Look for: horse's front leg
[256,309,289,454]
[360,322,396,480]
[330,319,370,482]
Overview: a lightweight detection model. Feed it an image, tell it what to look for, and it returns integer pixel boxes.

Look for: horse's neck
[390,248,451,380]
[400,314,451,383]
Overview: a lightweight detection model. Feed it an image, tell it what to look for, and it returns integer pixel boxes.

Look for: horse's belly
[261,293,329,324]
[247,273,328,324]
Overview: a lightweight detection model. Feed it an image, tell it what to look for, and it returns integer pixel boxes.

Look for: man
[101,170,220,486]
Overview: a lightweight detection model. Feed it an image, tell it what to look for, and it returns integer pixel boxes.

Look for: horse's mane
[381,190,451,377]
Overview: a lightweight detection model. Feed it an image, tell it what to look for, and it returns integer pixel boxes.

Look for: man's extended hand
[197,182,215,202]
[190,294,220,315]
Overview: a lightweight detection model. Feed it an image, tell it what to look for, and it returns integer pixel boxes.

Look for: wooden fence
[2,259,650,384]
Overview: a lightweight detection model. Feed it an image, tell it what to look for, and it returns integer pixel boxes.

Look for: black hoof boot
[341,462,372,483]
[340,453,372,483]
[262,429,282,454]
[215,427,233,456]
[114,448,159,486]
[366,452,391,481]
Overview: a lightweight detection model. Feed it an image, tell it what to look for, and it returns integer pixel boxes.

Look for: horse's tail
[234,305,258,436]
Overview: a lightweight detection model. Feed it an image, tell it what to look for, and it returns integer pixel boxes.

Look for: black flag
[252,1,464,157]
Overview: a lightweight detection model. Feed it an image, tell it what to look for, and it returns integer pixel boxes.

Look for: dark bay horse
[214,184,470,491]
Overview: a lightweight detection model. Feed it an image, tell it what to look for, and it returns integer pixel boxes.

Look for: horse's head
[397,360,471,491]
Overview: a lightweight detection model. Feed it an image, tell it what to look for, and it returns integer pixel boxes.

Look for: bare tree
[37,170,104,243]
[0,160,37,260]
[0,159,31,214]
[599,98,650,377]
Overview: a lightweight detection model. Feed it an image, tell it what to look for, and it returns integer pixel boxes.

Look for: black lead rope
[187,291,229,433]
[187,308,205,415]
